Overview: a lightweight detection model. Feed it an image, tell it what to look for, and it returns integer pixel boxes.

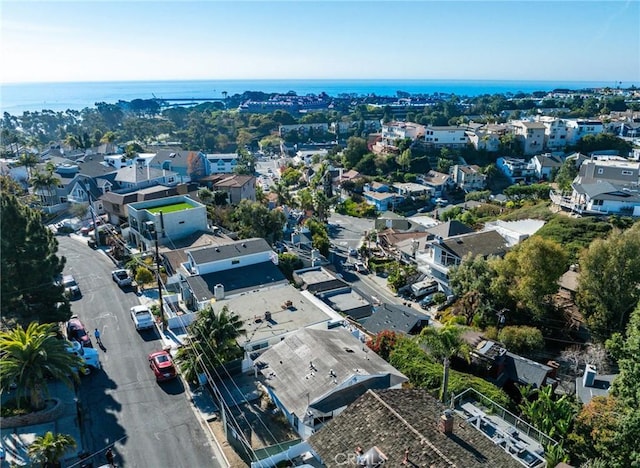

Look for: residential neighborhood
[1,84,640,468]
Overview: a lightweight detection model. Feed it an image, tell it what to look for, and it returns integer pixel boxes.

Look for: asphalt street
[57,236,222,468]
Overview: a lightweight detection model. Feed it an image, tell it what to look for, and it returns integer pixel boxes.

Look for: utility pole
[82,179,99,247]
[147,222,165,330]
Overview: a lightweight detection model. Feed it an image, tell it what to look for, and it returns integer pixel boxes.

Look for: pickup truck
[112,269,133,288]
[65,340,101,375]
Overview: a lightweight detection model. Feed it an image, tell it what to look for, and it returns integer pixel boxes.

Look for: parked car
[62,274,81,299]
[112,269,132,288]
[354,262,368,273]
[65,339,100,375]
[130,305,155,331]
[66,315,92,348]
[148,350,177,382]
[419,295,435,309]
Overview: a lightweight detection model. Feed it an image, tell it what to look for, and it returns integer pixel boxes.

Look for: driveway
[57,236,223,468]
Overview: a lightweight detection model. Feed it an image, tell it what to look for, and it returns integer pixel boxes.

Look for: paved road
[327,213,375,252]
[57,236,222,468]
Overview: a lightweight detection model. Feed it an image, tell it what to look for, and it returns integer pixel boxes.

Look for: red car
[148,350,177,382]
[67,315,92,348]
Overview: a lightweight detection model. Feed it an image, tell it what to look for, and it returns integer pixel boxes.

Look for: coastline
[2,78,634,116]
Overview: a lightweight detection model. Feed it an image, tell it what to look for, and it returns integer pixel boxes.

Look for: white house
[496,157,536,184]
[424,126,469,148]
[450,164,486,192]
[538,117,569,149]
[127,195,208,249]
[569,182,640,216]
[511,121,546,155]
[206,153,239,174]
[531,153,563,181]
[565,120,604,146]
[381,121,425,146]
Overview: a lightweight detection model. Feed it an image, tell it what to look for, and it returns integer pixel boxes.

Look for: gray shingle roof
[188,238,272,264]
[308,388,521,468]
[427,220,474,239]
[364,303,430,335]
[440,230,508,260]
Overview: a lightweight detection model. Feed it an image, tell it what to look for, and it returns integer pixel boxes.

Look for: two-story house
[511,121,546,155]
[127,195,208,250]
[565,119,604,146]
[537,116,569,149]
[531,153,563,181]
[417,170,453,197]
[149,149,210,183]
[199,173,256,204]
[205,153,239,174]
[496,157,537,184]
[416,230,508,292]
[450,164,487,192]
[424,125,469,148]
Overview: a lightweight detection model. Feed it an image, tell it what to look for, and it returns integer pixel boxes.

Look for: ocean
[0,78,630,116]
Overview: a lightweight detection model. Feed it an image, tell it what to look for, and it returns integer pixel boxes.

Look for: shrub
[498,325,544,356]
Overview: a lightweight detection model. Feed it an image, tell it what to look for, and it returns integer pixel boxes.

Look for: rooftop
[188,238,272,265]
[204,283,335,348]
[309,388,522,468]
[258,329,407,423]
[363,303,430,335]
[439,230,509,260]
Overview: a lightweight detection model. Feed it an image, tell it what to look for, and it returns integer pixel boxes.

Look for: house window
[232,259,240,265]
[597,168,604,174]
[593,199,603,206]
[251,342,268,351]
[622,170,633,175]
[167,177,175,183]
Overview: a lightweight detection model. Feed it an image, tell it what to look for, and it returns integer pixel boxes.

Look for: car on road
[62,274,81,299]
[130,305,155,331]
[66,315,93,348]
[148,350,177,382]
[112,269,132,288]
[419,294,435,309]
[65,339,100,374]
[348,248,358,257]
[354,262,368,273]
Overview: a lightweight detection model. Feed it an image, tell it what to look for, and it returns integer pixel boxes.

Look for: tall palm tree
[28,431,77,468]
[30,170,60,207]
[417,325,470,403]
[18,153,40,179]
[0,323,81,410]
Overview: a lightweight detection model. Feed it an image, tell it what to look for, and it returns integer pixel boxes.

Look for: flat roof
[206,283,334,348]
[295,267,336,286]
[322,290,370,313]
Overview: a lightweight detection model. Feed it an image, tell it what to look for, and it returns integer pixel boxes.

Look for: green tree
[577,224,640,338]
[134,266,154,289]
[342,136,368,168]
[277,253,303,281]
[176,305,245,383]
[554,159,579,192]
[230,199,286,244]
[1,193,69,325]
[519,385,578,440]
[28,431,77,468]
[495,236,568,321]
[397,148,412,171]
[611,301,640,408]
[0,323,81,411]
[417,325,470,402]
[18,153,39,179]
[296,188,314,211]
[313,191,331,223]
[498,326,544,356]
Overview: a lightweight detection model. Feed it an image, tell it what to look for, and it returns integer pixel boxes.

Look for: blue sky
[1,1,638,84]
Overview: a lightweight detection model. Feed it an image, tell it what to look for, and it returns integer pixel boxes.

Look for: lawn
[148,202,193,214]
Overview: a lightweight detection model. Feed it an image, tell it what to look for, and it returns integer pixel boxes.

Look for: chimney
[438,409,454,435]
[546,360,560,379]
[583,364,597,388]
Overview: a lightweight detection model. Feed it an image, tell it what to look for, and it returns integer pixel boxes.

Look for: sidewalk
[0,381,84,468]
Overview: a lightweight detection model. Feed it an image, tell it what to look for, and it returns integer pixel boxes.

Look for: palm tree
[416,325,470,403]
[0,323,81,410]
[30,170,60,207]
[28,431,77,468]
[18,153,40,179]
[177,305,245,383]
